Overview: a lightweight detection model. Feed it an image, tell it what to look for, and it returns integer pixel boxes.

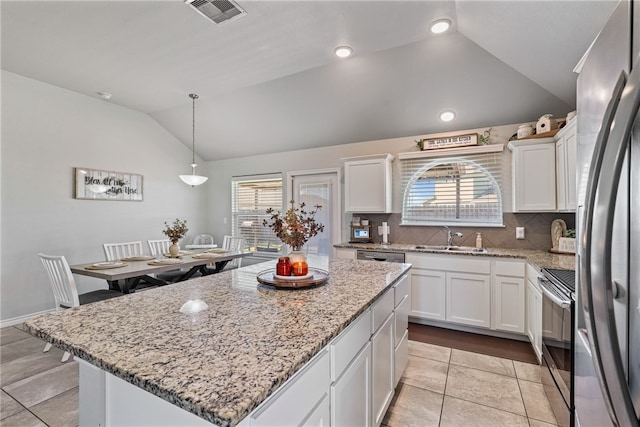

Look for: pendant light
[179,93,208,186]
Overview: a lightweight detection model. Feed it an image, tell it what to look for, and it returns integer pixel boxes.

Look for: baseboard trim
[1,309,55,328]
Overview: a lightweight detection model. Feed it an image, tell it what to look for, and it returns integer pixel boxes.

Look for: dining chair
[147,239,172,256]
[38,253,123,362]
[222,235,245,269]
[193,234,215,246]
[103,241,144,261]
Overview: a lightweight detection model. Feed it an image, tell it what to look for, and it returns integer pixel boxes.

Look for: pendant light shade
[180,93,208,186]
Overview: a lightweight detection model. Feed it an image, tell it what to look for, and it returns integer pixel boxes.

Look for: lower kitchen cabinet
[408,268,446,321]
[492,260,526,333]
[331,342,371,427]
[372,313,394,427]
[446,272,491,328]
[527,275,543,363]
[407,253,528,336]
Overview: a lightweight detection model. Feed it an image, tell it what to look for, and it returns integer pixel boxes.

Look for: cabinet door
[305,393,330,427]
[556,138,568,210]
[371,314,394,427]
[409,269,446,321]
[394,295,409,347]
[565,127,577,210]
[512,141,557,211]
[344,158,391,213]
[331,342,371,427]
[446,272,491,328]
[493,275,525,333]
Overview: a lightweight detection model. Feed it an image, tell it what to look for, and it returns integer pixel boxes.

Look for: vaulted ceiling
[1,1,617,160]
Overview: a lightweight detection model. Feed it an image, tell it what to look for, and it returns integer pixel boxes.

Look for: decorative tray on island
[257,268,329,289]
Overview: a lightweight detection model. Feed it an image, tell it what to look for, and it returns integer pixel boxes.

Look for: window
[231,174,283,254]
[400,145,504,226]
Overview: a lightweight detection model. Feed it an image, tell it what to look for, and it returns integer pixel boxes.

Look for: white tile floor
[1,325,557,427]
[383,341,558,427]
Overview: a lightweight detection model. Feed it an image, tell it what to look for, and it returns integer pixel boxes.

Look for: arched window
[400,146,504,226]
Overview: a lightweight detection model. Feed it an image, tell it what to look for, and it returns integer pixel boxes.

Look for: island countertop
[24,258,411,427]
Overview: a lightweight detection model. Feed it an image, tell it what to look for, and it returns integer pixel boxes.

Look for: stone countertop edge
[23,258,411,427]
[334,242,576,271]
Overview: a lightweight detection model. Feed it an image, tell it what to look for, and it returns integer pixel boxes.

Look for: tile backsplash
[350,212,576,252]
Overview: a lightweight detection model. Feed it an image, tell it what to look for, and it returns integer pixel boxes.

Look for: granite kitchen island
[25,257,411,427]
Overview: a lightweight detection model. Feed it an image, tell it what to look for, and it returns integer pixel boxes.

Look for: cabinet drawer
[494,260,525,277]
[251,349,330,426]
[372,289,394,333]
[394,329,409,388]
[526,263,541,283]
[394,295,409,347]
[406,253,490,274]
[394,274,409,306]
[331,309,371,382]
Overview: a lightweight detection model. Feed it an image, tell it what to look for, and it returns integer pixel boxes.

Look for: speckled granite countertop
[24,258,410,427]
[334,242,576,271]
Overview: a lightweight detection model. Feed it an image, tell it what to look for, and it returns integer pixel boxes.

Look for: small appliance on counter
[350,224,373,243]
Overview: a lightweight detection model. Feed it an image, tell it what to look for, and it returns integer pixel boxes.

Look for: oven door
[539,277,574,427]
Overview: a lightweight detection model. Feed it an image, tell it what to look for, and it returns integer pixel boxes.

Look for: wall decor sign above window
[418,133,478,150]
[74,167,143,201]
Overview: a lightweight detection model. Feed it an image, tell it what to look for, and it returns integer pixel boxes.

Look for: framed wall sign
[74,167,143,201]
[422,133,478,150]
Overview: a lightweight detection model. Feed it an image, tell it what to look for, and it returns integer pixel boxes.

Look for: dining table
[69,249,250,293]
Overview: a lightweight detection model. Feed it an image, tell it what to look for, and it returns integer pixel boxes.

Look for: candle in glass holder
[292,261,308,276]
[276,257,291,276]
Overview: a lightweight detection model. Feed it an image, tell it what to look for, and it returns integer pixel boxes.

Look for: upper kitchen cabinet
[344,154,394,213]
[508,138,557,212]
[555,119,577,211]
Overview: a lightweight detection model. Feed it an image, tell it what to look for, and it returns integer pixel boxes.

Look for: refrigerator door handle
[584,66,639,427]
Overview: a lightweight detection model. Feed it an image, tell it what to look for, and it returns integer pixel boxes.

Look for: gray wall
[205,123,525,244]
[1,71,209,323]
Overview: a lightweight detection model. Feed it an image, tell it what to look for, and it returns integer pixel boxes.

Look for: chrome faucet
[444,226,463,247]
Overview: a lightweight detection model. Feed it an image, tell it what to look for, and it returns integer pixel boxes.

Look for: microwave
[350,225,373,243]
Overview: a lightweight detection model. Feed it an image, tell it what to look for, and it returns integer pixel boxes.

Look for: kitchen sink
[411,245,487,254]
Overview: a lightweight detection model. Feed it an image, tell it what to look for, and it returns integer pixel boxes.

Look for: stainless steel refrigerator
[575,1,639,426]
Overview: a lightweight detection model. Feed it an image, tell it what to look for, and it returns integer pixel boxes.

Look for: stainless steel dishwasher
[356,250,405,263]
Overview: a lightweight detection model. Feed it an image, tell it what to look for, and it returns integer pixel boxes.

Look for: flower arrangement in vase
[163,218,188,256]
[263,200,324,275]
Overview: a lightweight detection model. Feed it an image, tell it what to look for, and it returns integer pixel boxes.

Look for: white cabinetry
[555,120,577,211]
[492,260,526,334]
[508,138,557,212]
[331,342,372,427]
[393,275,409,388]
[251,349,330,427]
[407,253,491,329]
[526,264,543,363]
[335,247,357,260]
[344,154,394,213]
[371,290,395,427]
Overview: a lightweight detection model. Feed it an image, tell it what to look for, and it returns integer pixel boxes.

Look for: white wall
[1,71,209,323]
[206,123,521,243]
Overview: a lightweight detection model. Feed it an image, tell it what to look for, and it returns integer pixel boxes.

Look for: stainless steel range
[539,268,575,427]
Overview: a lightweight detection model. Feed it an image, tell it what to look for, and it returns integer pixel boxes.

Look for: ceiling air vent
[185,0,246,25]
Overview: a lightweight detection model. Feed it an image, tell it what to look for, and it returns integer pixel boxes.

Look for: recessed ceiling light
[97,91,112,100]
[439,110,456,122]
[430,19,451,34]
[334,46,353,58]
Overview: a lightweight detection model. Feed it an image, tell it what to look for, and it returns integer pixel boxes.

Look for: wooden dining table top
[69,250,249,281]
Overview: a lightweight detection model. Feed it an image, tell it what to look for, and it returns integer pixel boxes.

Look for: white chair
[222,235,245,269]
[185,234,216,250]
[38,253,122,362]
[103,241,144,261]
[147,239,171,256]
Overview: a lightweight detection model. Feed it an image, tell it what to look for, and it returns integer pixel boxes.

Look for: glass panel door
[291,172,340,257]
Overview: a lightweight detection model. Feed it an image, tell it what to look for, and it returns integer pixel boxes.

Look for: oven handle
[537,277,570,308]
[582,67,639,427]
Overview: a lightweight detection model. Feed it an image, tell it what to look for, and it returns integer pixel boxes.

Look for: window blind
[231,173,284,254]
[400,150,504,226]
